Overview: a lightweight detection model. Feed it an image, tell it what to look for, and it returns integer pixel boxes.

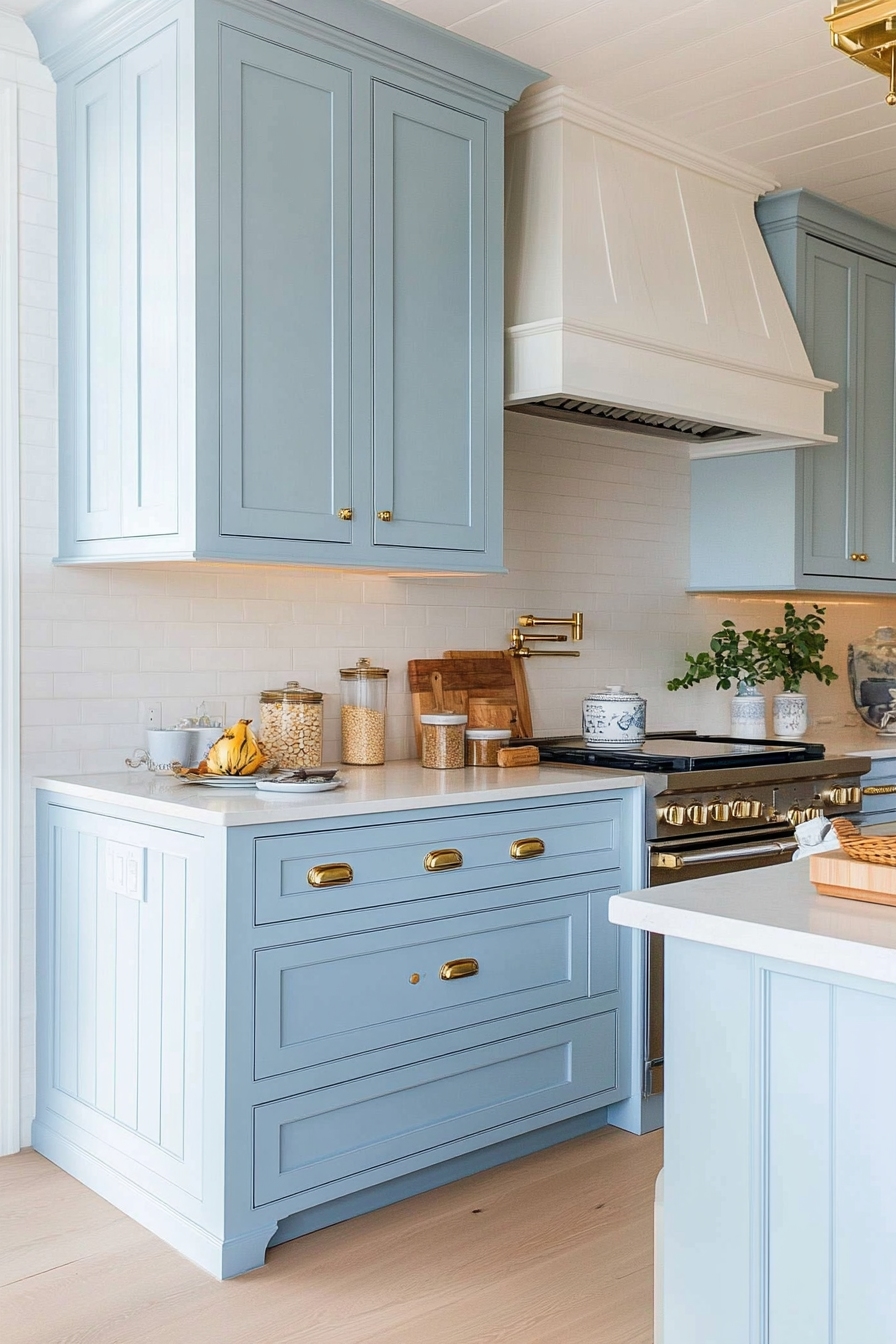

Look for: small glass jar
[465,728,512,766]
[340,658,389,765]
[420,713,467,769]
[259,681,324,769]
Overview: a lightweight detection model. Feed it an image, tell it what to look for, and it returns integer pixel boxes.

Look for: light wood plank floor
[1,1126,662,1344]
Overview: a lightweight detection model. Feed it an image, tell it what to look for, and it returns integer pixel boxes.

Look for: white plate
[174,773,264,788]
[255,778,345,794]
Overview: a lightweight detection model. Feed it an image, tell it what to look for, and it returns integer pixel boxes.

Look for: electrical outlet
[140,701,163,729]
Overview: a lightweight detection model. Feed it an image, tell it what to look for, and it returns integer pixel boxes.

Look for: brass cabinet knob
[377,510,393,522]
[337,507,353,521]
[687,804,708,825]
[510,837,546,860]
[731,799,752,820]
[424,848,463,872]
[307,862,353,887]
[660,805,686,826]
[851,552,869,562]
[440,957,479,981]
[709,802,730,823]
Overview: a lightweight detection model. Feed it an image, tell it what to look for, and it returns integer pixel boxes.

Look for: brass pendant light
[826,2,896,104]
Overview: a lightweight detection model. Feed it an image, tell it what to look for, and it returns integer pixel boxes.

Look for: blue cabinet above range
[28,0,541,572]
[690,190,896,594]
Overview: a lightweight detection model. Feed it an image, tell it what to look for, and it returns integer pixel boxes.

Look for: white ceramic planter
[730,688,767,739]
[773,692,808,739]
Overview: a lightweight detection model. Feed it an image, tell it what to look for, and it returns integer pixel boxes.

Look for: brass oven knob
[849,787,862,804]
[661,805,686,826]
[687,804,708,825]
[826,786,849,806]
[731,799,751,820]
[750,799,765,819]
[787,806,807,827]
[805,806,824,821]
[709,802,730,823]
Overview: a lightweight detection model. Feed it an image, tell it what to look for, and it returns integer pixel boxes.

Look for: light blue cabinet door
[72,61,122,541]
[218,29,354,544]
[855,256,896,580]
[119,25,180,539]
[801,236,859,579]
[371,84,487,553]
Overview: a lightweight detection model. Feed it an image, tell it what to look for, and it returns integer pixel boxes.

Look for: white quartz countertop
[35,761,644,827]
[609,854,896,984]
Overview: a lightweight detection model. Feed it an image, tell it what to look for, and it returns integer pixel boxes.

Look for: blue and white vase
[583,686,647,748]
[773,692,808,739]
[729,683,767,739]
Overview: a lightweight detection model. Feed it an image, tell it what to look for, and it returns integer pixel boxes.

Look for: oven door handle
[652,838,798,870]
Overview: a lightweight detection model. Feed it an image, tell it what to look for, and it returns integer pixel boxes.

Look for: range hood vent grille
[516,397,757,445]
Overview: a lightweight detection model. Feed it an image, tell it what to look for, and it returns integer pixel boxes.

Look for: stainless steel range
[530,733,872,1097]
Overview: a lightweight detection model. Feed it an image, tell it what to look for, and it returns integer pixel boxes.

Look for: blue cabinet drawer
[254,798,621,925]
[253,1011,618,1207]
[253,879,625,1079]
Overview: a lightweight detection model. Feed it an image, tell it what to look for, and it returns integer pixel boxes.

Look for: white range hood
[504,88,834,456]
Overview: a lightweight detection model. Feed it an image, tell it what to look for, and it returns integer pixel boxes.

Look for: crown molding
[506,85,778,198]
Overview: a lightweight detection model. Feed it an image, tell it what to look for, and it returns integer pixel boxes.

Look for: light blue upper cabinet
[30,0,542,570]
[371,85,491,555]
[690,190,896,594]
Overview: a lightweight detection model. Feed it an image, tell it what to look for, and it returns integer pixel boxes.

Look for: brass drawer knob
[424,848,463,872]
[377,510,393,522]
[307,862,353,888]
[337,507,353,521]
[440,957,479,980]
[510,837,545,860]
[851,552,869,562]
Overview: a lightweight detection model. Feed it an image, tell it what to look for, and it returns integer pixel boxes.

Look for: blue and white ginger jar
[583,686,647,748]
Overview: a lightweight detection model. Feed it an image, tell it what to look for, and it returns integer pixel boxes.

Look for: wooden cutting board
[408,652,532,754]
[810,848,896,906]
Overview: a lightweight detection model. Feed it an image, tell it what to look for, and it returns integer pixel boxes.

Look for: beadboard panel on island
[9,9,896,1144]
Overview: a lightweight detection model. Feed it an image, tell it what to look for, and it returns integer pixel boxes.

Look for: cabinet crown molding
[27,0,544,103]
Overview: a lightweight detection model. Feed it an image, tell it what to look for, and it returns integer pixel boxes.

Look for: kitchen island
[610,856,896,1344]
[34,763,644,1276]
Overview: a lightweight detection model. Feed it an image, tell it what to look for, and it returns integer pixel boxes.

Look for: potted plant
[667,606,837,739]
[666,619,771,737]
[749,603,837,738]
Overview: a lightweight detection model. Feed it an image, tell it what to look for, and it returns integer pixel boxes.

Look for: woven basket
[831,817,896,868]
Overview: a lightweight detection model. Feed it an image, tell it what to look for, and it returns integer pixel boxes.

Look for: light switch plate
[105,841,146,900]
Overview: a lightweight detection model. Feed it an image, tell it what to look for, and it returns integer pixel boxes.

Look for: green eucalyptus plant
[667,604,838,695]
[667,619,767,692]
[748,603,838,694]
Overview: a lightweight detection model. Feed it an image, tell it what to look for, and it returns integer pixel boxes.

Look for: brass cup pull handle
[864,784,896,795]
[424,848,463,872]
[510,837,545,860]
[440,957,479,981]
[307,862,354,888]
[377,510,393,522]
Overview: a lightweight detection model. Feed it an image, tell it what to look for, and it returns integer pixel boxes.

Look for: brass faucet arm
[518,612,584,641]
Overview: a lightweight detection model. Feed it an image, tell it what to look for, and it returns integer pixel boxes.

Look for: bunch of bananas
[203,719,267,776]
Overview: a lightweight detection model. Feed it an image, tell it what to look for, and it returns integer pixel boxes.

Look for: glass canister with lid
[340,658,389,764]
[420,713,468,769]
[259,680,324,769]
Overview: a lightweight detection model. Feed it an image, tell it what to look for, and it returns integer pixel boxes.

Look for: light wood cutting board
[810,848,896,906]
[407,652,532,754]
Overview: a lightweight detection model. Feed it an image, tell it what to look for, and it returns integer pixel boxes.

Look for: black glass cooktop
[531,733,825,773]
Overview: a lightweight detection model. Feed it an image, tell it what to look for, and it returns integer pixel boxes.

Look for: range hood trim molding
[507,86,779,198]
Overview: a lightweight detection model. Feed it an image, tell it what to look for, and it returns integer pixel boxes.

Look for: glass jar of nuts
[420,713,468,769]
[340,658,389,765]
[259,681,324,769]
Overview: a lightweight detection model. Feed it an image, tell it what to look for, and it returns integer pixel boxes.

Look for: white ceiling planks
[389,0,896,226]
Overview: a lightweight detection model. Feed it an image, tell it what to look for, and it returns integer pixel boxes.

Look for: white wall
[7,14,896,1142]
